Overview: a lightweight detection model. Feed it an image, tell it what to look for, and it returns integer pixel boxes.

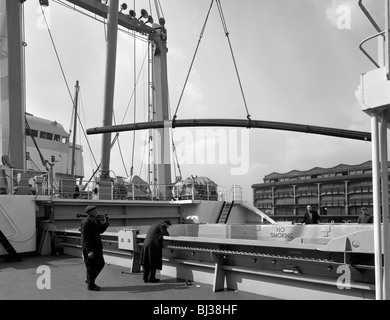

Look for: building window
[26,128,38,137]
[40,131,53,140]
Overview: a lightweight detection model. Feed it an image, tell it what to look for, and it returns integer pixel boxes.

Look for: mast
[60,0,172,198]
[71,80,80,178]
[150,22,172,199]
[0,0,26,171]
[99,0,119,199]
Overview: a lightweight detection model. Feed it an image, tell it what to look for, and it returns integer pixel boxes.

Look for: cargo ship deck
[0,254,272,301]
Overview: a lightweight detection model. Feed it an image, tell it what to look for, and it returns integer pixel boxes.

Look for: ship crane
[86,0,373,142]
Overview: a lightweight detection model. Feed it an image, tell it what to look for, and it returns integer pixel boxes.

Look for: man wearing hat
[140,220,171,283]
[80,205,109,291]
[357,207,373,224]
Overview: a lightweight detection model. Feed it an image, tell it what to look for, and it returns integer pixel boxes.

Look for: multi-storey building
[252,161,390,223]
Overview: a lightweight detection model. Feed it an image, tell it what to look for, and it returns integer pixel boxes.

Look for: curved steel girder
[86,118,371,142]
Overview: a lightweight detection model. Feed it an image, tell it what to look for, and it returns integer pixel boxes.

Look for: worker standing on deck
[357,207,373,224]
[80,205,109,291]
[302,205,320,224]
[140,220,171,283]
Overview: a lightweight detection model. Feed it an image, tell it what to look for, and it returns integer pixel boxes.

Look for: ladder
[218,201,234,224]
[0,228,21,261]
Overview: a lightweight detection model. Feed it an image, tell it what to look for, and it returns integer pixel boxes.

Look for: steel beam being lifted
[86,118,372,142]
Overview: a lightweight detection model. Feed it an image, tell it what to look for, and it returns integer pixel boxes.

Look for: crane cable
[173,0,215,121]
[173,0,251,125]
[169,0,214,183]
[216,0,251,124]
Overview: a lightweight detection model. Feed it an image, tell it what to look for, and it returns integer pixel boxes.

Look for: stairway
[0,228,21,261]
[218,201,234,224]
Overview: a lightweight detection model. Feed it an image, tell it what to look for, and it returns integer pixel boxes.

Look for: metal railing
[0,166,243,202]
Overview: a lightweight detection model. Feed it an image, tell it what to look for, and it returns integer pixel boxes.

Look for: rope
[173,0,215,120]
[215,0,251,121]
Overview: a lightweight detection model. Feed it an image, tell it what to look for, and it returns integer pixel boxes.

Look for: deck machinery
[56,222,376,300]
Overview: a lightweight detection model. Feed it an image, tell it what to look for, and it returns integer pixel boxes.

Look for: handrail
[359,31,386,68]
[358,0,382,33]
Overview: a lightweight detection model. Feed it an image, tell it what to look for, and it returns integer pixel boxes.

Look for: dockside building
[252,161,390,223]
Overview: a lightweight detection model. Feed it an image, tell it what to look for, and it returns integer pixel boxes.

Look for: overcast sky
[22,0,384,202]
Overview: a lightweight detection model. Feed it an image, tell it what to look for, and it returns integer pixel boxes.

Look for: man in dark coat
[80,205,109,291]
[140,220,171,283]
[302,205,320,224]
[357,207,373,224]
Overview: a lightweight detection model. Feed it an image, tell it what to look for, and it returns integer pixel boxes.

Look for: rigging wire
[130,0,138,180]
[147,41,153,186]
[138,55,148,178]
[40,3,104,178]
[167,86,183,181]
[173,0,215,120]
[42,0,170,184]
[77,92,99,169]
[27,0,153,186]
[148,0,153,19]
[39,5,74,105]
[120,38,150,123]
[19,4,27,161]
[112,113,129,177]
[165,66,183,181]
[154,0,163,21]
[28,158,42,172]
[215,0,251,120]
[122,49,150,179]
